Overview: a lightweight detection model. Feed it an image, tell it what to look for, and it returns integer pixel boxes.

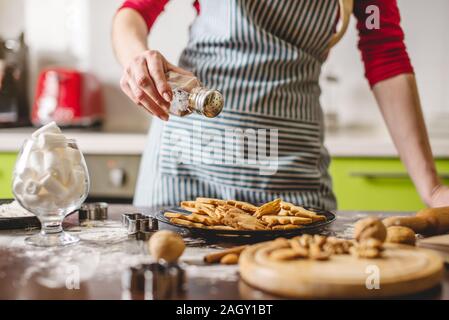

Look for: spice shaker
[166,71,224,118]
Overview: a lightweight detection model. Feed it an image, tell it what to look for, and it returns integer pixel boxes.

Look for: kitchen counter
[1,126,449,157]
[0,128,147,155]
[0,205,448,300]
[325,127,449,158]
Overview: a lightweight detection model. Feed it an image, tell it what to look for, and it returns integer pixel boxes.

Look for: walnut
[351,238,384,259]
[325,237,354,254]
[313,235,327,247]
[386,226,416,246]
[308,243,331,260]
[148,230,185,262]
[270,235,356,261]
[354,217,387,242]
[298,234,313,248]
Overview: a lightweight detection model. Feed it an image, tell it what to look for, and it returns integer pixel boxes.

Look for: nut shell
[148,230,185,262]
[354,217,387,242]
[350,238,384,259]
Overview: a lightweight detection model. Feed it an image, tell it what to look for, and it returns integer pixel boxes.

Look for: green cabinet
[330,158,449,211]
[1,151,448,211]
[0,153,17,199]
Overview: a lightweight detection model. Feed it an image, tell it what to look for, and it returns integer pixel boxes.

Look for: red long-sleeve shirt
[119,0,414,87]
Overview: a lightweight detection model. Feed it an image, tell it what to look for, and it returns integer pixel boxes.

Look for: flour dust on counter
[0,216,240,290]
[0,201,34,218]
[0,223,151,288]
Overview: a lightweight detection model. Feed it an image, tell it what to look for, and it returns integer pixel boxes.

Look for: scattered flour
[0,221,239,289]
[0,201,34,218]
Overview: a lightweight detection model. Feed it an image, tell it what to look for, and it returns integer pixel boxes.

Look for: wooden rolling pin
[204,245,248,264]
[383,206,449,235]
[417,207,449,234]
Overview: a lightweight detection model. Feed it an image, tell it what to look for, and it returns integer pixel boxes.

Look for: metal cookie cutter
[121,213,159,240]
[122,262,186,300]
[121,213,144,228]
[79,202,108,223]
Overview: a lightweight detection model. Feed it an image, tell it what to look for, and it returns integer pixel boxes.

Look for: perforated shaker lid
[200,89,224,118]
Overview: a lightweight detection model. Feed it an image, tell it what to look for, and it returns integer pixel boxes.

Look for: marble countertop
[1,205,447,299]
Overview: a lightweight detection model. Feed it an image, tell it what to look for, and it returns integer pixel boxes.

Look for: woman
[112,0,449,210]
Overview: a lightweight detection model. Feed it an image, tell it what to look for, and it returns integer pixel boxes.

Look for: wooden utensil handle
[417,207,449,234]
[383,206,449,235]
[383,216,429,233]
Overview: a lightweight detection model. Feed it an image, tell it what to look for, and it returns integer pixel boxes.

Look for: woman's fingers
[120,49,195,120]
[130,56,169,110]
[145,51,173,103]
[120,76,137,104]
[128,77,169,121]
[139,99,169,121]
[167,61,194,76]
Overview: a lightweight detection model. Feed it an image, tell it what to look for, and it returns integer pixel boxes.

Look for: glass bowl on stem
[12,138,90,247]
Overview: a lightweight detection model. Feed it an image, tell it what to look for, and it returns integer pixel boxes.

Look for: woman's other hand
[428,184,449,208]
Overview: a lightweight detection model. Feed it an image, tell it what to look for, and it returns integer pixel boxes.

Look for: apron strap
[328,0,354,49]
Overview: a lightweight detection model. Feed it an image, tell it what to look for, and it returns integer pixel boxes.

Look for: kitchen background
[0,0,448,210]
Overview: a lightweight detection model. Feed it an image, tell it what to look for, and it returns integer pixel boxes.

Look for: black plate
[156,206,336,240]
[0,199,40,230]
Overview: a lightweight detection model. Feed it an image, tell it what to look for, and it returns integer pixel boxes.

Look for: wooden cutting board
[239,242,444,298]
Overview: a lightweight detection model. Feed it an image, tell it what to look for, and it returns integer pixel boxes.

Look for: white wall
[321,0,449,131]
[1,0,448,133]
[85,0,195,132]
[0,0,24,38]
[21,0,195,132]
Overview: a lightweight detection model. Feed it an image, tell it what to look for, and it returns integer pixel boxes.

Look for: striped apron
[135,0,339,210]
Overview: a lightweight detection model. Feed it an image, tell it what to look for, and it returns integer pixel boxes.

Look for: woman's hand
[120,50,193,121]
[427,184,449,208]
[112,9,193,121]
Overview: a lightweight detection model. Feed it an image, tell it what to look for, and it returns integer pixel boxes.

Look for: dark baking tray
[0,199,41,230]
[156,206,336,240]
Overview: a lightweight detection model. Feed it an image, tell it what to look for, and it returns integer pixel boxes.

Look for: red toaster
[32,68,104,127]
